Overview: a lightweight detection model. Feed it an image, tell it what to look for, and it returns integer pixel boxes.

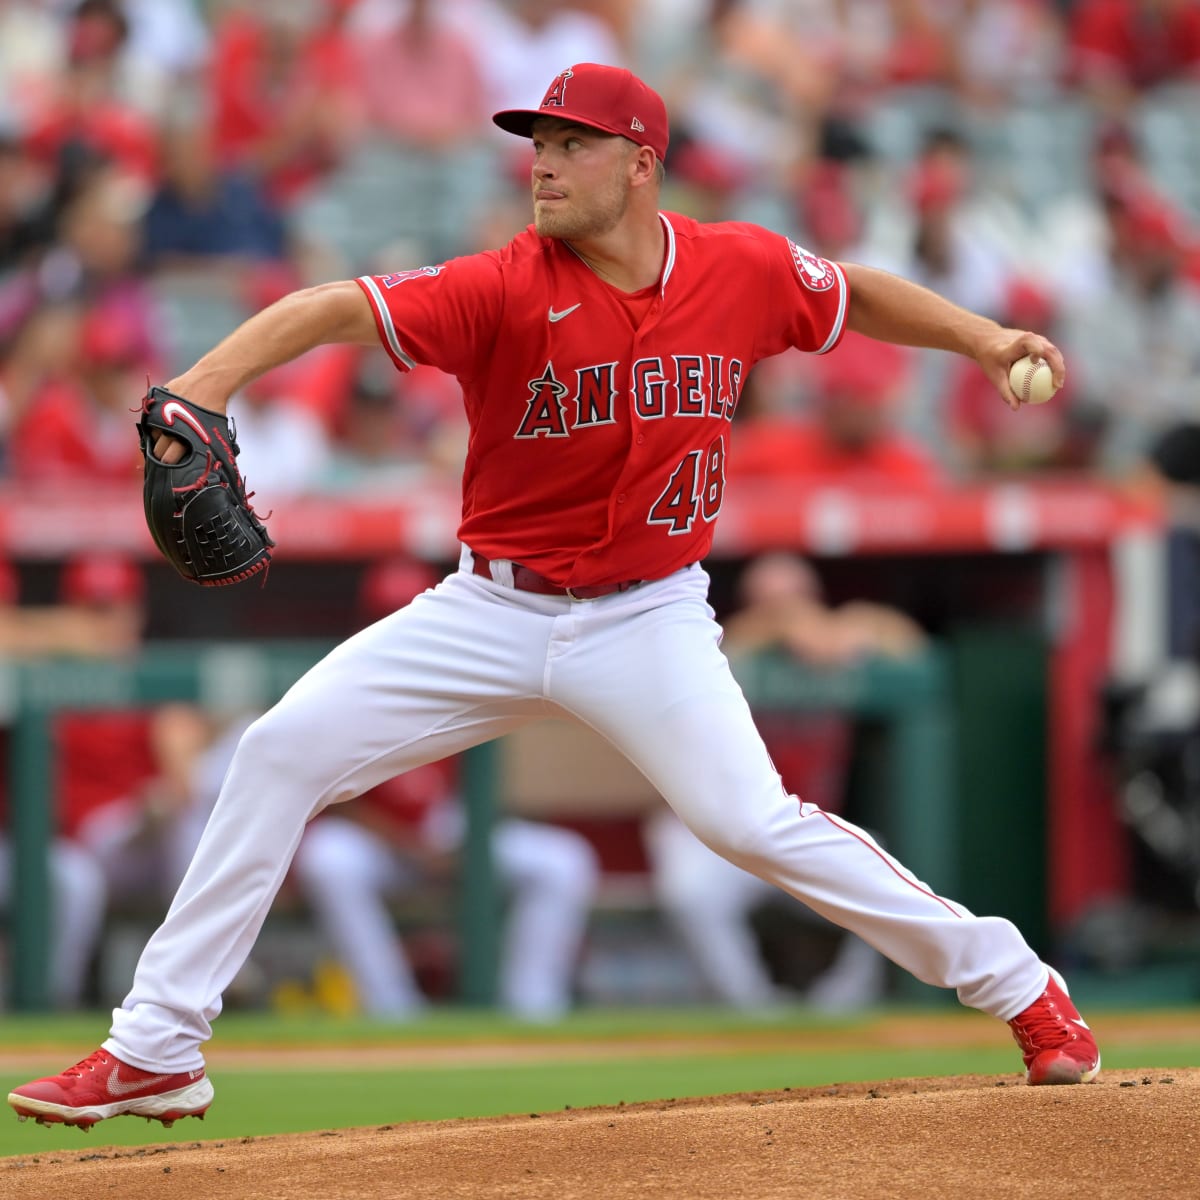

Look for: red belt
[471,552,643,600]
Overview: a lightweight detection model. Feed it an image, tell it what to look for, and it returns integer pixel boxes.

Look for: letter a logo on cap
[542,69,573,109]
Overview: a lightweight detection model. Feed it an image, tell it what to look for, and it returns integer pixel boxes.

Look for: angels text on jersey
[514,354,743,439]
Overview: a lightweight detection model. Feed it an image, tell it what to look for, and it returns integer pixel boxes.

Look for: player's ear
[629,144,659,188]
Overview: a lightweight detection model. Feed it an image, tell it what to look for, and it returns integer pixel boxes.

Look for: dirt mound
[3,1069,1196,1200]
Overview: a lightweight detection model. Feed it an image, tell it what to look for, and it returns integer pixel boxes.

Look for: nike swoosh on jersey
[548,303,581,323]
[107,1067,172,1096]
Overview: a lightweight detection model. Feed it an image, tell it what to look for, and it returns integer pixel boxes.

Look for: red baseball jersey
[357,212,848,587]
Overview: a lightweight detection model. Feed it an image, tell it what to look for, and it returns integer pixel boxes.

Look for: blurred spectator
[55,549,145,648]
[73,700,220,922]
[462,182,535,256]
[0,302,73,476]
[302,0,619,268]
[7,297,153,484]
[1067,0,1200,105]
[50,159,144,283]
[892,127,1011,317]
[0,549,140,659]
[457,0,626,115]
[443,0,625,187]
[744,146,880,413]
[48,554,214,881]
[949,0,1065,111]
[1060,188,1200,475]
[1037,117,1154,307]
[0,0,62,134]
[1135,421,1200,663]
[796,155,871,264]
[289,557,601,1019]
[875,0,958,91]
[645,550,927,1011]
[5,0,210,126]
[731,331,944,490]
[227,260,357,426]
[50,553,227,1001]
[869,127,1016,454]
[0,131,58,277]
[721,549,929,666]
[0,155,153,357]
[624,0,715,85]
[318,350,467,492]
[23,0,159,188]
[141,110,288,271]
[944,276,1099,477]
[0,553,109,1011]
[33,163,165,356]
[661,135,747,225]
[119,0,212,115]
[303,0,496,267]
[209,0,357,207]
[0,829,105,1009]
[49,553,160,851]
[706,0,956,162]
[667,1,831,216]
[317,351,415,492]
[351,0,486,152]
[219,367,334,507]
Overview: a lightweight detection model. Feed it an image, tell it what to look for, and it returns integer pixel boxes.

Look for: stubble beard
[534,177,629,241]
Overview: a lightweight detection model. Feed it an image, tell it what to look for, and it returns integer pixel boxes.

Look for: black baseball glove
[137,386,274,586]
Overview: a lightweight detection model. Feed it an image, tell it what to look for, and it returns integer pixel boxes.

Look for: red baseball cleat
[1009,966,1101,1085]
[7,1048,214,1129]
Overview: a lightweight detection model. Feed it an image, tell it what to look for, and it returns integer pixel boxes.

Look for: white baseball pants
[107,553,1048,1072]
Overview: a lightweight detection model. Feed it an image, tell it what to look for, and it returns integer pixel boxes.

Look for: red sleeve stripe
[815,261,848,355]
[356,275,416,370]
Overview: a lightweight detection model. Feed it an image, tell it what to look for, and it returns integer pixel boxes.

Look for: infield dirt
[3,1067,1197,1200]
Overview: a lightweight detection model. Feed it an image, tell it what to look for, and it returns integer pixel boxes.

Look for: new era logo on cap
[493,63,670,162]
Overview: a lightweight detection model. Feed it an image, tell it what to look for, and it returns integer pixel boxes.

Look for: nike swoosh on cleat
[107,1068,171,1097]
[548,303,581,323]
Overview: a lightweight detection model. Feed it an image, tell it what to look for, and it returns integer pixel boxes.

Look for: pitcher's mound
[4,1069,1196,1200]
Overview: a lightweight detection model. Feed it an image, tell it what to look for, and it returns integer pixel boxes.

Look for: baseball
[1009,354,1058,406]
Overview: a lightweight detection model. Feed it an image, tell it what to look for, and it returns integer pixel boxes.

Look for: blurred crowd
[6,0,1200,1014]
[0,0,1199,511]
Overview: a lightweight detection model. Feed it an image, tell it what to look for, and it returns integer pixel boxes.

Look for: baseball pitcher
[10,63,1096,1131]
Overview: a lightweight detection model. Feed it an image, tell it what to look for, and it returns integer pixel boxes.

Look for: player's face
[529,119,633,240]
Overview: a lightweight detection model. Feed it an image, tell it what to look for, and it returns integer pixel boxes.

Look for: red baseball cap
[493,63,669,162]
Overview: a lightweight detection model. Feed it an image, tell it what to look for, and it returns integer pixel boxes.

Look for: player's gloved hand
[137,385,274,587]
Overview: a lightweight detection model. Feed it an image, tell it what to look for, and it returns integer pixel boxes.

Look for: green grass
[1,1008,1196,1159]
[0,1005,883,1046]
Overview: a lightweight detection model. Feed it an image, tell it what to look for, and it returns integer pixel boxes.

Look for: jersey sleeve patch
[788,240,838,292]
[378,265,446,288]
